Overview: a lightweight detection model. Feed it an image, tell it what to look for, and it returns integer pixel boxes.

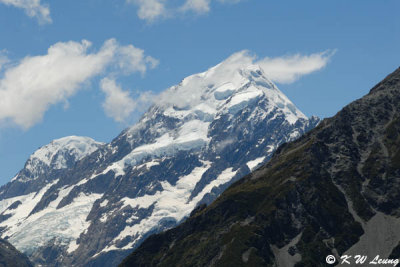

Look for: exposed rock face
[0,238,33,267]
[120,68,400,267]
[0,52,319,266]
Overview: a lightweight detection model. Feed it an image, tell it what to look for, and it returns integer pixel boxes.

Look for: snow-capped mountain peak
[30,136,104,167]
[14,136,104,183]
[119,57,307,171]
[152,56,306,125]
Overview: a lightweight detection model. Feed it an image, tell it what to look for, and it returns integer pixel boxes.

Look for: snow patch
[99,162,213,253]
[271,232,302,267]
[99,199,109,208]
[144,160,159,169]
[67,241,79,254]
[246,157,266,171]
[1,188,103,255]
[191,167,238,204]
[214,82,236,100]
[121,120,210,167]
[344,212,400,259]
[225,86,263,114]
[99,165,240,255]
[0,180,59,229]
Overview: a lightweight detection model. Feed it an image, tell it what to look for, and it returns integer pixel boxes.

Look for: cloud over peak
[198,49,335,84]
[155,49,334,110]
[258,50,336,84]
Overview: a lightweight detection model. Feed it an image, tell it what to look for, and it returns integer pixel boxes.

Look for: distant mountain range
[120,67,400,267]
[0,53,319,266]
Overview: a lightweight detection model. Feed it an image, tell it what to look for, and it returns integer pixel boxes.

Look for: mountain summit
[121,67,400,267]
[0,52,319,266]
[0,136,104,199]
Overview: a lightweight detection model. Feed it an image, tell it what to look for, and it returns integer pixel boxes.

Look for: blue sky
[0,0,399,184]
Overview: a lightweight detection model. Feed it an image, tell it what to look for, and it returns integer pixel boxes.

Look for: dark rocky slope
[120,68,400,267]
[0,238,33,267]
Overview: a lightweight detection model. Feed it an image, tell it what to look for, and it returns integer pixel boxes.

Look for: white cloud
[101,78,136,123]
[181,0,211,14]
[0,0,51,24]
[0,39,158,129]
[257,50,336,84]
[100,78,154,123]
[117,45,159,75]
[127,0,167,22]
[127,0,243,22]
[217,0,242,3]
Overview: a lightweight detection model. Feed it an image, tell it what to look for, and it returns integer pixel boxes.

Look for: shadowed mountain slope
[0,238,33,267]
